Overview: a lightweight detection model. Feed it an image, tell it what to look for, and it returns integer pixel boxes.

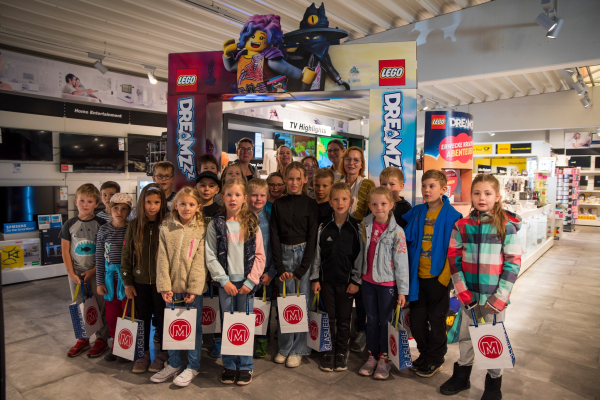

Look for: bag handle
[122,297,135,322]
[393,305,402,332]
[262,285,267,303]
[311,292,319,313]
[230,292,251,315]
[281,278,301,299]
[72,281,82,303]
[470,308,497,326]
[171,297,191,311]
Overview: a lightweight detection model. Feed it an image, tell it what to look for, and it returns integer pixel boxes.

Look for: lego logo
[177,75,197,86]
[432,118,445,125]
[380,67,404,79]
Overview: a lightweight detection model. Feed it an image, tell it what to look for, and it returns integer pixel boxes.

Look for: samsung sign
[283,119,331,136]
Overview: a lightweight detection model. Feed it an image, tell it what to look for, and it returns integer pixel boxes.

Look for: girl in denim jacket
[358,187,409,380]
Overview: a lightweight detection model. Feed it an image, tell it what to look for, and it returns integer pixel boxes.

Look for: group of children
[61,147,521,400]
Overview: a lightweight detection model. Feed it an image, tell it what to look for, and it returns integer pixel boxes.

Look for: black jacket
[393,198,412,229]
[309,215,364,286]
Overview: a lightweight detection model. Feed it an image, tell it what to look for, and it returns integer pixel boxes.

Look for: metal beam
[486,78,513,98]
[522,73,545,95]
[450,83,484,102]
[503,76,525,96]
[469,80,499,100]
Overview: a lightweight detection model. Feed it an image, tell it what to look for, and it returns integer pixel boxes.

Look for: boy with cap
[196,171,222,219]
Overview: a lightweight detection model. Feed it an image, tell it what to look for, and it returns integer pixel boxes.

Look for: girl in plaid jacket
[441,174,522,400]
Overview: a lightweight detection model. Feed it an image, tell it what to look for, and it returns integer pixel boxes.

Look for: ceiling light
[419,95,429,110]
[535,12,557,31]
[361,117,368,125]
[546,18,563,38]
[580,93,592,108]
[489,132,496,136]
[88,52,108,74]
[143,65,158,85]
[573,81,586,95]
[596,127,600,134]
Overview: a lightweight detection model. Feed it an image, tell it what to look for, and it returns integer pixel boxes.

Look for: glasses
[268,183,284,188]
[238,147,253,153]
[154,174,173,180]
[344,157,361,164]
[303,163,317,170]
[327,148,341,154]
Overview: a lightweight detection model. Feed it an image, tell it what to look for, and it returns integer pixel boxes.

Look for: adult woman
[326,139,345,181]
[338,146,375,222]
[276,145,293,179]
[302,155,319,199]
[234,137,260,181]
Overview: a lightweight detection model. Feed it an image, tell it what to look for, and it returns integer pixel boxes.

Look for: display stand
[2,263,67,285]
[555,167,580,232]
[517,204,554,276]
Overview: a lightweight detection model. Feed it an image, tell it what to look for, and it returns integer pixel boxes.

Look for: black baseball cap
[196,171,221,189]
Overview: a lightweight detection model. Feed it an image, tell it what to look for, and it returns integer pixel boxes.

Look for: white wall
[0,110,164,218]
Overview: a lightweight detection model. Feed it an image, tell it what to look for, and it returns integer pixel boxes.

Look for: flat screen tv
[128,134,159,172]
[227,129,263,160]
[60,133,125,172]
[0,186,68,225]
[568,156,591,168]
[273,132,316,158]
[0,128,53,161]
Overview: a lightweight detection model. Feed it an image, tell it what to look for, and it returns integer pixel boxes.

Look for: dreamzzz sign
[380,91,404,169]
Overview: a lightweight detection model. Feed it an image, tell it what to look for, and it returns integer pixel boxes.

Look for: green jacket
[120,219,160,286]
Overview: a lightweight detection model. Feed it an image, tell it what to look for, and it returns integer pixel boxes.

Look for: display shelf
[579,202,600,206]
[518,204,553,220]
[576,219,600,226]
[519,237,554,277]
[580,190,600,192]
[2,263,67,285]
[577,170,600,174]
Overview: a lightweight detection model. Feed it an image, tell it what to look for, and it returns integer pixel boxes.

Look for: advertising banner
[423,111,474,171]
[368,89,417,204]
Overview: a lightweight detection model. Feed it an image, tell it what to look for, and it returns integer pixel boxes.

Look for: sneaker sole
[359,368,375,376]
[440,382,471,396]
[273,356,286,364]
[334,367,348,372]
[67,346,90,358]
[319,366,334,372]
[132,368,149,374]
[148,366,163,373]
[374,373,390,380]
[221,379,236,385]
[416,365,444,378]
[150,372,180,383]
[87,347,108,358]
[173,377,196,387]
[236,377,252,386]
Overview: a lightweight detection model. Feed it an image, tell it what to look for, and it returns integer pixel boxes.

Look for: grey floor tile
[6,381,25,400]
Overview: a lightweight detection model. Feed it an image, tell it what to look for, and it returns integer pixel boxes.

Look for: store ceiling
[0,0,592,121]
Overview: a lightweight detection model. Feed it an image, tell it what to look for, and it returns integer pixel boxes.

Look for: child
[97,181,120,221]
[358,186,409,380]
[313,168,334,224]
[302,155,319,199]
[402,169,462,378]
[198,154,220,176]
[121,184,169,373]
[95,193,131,363]
[151,187,207,387]
[196,171,222,218]
[379,167,412,229]
[310,182,363,372]
[222,163,246,185]
[152,161,176,210]
[205,179,266,385]
[440,174,522,400]
[270,162,319,368]
[247,179,276,359]
[265,172,285,214]
[60,183,110,358]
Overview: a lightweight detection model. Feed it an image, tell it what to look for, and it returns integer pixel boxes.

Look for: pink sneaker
[359,355,378,376]
[373,358,391,380]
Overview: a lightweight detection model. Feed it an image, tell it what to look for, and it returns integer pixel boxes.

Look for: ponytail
[471,174,507,242]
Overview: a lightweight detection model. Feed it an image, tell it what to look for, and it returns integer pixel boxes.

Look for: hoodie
[393,197,412,229]
[448,209,523,312]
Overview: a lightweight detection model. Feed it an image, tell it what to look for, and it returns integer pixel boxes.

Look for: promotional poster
[423,111,474,171]
[0,49,167,112]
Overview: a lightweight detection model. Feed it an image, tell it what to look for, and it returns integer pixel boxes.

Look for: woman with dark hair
[233,137,260,181]
[326,139,345,181]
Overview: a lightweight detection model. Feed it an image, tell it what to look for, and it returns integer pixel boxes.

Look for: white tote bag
[221,296,256,357]
[388,306,413,371]
[113,298,145,361]
[72,281,104,339]
[306,292,332,352]
[468,309,515,370]
[277,282,308,334]
[253,287,271,336]
[202,289,221,335]
[162,301,197,350]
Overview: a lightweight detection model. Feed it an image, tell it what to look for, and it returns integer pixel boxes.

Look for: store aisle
[3,228,599,399]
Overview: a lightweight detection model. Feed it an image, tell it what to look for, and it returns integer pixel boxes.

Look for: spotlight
[144,65,158,84]
[489,132,496,136]
[419,95,429,110]
[361,117,368,125]
[580,93,592,108]
[535,12,557,31]
[596,127,600,135]
[88,52,108,74]
[546,18,563,38]
[573,81,586,96]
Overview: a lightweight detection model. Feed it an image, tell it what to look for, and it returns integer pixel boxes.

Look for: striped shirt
[95,223,128,286]
[96,211,111,222]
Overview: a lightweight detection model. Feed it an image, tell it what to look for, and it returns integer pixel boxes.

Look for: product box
[0,239,41,269]
[40,228,63,265]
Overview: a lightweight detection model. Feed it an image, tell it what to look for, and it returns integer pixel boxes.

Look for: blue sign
[4,222,37,234]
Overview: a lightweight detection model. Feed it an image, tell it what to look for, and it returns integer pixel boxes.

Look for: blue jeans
[219,281,255,371]
[256,279,274,340]
[165,293,204,371]
[362,281,397,359]
[277,243,311,357]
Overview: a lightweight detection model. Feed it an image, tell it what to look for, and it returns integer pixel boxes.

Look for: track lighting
[535,0,563,38]
[535,12,557,31]
[88,53,108,74]
[580,93,592,108]
[361,117,368,125]
[419,95,429,110]
[144,65,158,84]
[573,81,586,96]
[489,132,496,137]
[546,18,563,38]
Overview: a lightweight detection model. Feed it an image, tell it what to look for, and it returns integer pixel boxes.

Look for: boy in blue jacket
[402,169,461,378]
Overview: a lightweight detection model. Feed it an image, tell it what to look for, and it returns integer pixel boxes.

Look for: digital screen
[60,133,125,173]
[121,84,132,94]
[568,156,591,168]
[317,137,348,168]
[0,186,68,224]
[254,132,263,159]
[128,134,159,172]
[0,128,53,162]
[274,132,315,158]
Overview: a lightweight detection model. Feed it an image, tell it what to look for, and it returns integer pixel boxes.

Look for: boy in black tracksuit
[310,182,364,372]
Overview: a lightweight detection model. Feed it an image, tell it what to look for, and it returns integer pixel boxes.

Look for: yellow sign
[1,245,24,269]
[473,144,493,155]
[578,215,596,220]
[496,144,511,154]
[491,157,527,173]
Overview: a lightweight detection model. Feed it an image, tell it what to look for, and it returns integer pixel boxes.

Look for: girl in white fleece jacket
[205,179,266,386]
[151,187,207,388]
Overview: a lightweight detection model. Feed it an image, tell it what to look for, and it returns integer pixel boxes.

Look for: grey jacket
[360,214,410,295]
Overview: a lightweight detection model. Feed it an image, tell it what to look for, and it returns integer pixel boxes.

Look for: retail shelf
[2,263,67,285]
[579,203,600,206]
[577,170,600,174]
[519,237,554,277]
[576,219,600,227]
[580,190,600,192]
[518,204,552,220]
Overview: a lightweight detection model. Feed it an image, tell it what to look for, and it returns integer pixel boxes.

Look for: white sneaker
[150,363,181,383]
[274,352,287,364]
[286,354,302,368]
[173,368,199,387]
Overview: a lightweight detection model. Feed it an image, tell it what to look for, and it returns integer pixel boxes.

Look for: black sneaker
[237,370,253,386]
[221,368,237,384]
[320,354,334,372]
[415,362,444,378]
[334,353,347,371]
[410,354,426,371]
[104,349,117,362]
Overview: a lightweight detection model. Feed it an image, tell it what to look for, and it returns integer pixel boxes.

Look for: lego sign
[379,60,405,86]
[176,69,198,92]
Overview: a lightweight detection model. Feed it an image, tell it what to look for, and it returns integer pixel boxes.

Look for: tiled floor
[3,227,600,399]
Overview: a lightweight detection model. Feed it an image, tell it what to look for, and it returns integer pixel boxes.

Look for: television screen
[60,133,125,172]
[0,128,53,161]
[595,157,600,170]
[128,134,159,172]
[227,129,263,160]
[317,137,348,168]
[274,132,315,158]
[568,156,591,168]
[0,186,68,225]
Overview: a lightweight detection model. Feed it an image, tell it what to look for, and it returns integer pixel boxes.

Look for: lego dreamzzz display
[222,14,316,94]
[283,3,350,91]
